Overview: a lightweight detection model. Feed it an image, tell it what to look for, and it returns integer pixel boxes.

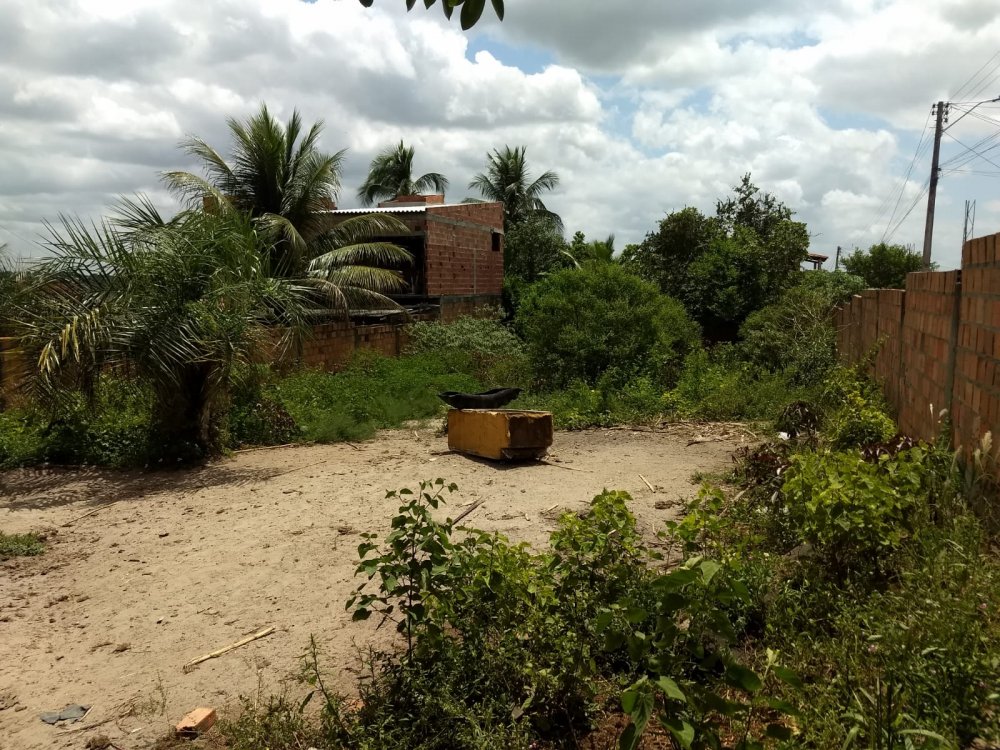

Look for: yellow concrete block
[447,409,553,460]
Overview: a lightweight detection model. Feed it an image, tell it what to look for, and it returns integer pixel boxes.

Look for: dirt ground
[0,424,744,750]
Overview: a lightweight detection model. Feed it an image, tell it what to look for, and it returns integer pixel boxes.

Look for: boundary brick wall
[835,232,1000,449]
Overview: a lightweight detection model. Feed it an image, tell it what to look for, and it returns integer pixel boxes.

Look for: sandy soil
[0,425,743,750]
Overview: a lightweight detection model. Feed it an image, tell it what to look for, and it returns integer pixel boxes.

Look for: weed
[0,531,44,560]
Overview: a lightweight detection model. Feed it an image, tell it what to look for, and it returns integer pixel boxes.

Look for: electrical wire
[883,178,931,244]
[952,49,1000,101]
[865,111,932,239]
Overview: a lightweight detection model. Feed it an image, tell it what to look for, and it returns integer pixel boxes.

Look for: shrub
[781,448,927,576]
[516,264,699,389]
[406,314,529,387]
[227,365,299,447]
[665,347,804,421]
[0,531,45,560]
[273,352,479,443]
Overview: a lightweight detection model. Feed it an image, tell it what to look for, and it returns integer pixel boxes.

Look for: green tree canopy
[502,215,571,285]
[357,140,449,207]
[515,264,700,389]
[358,0,503,29]
[469,145,561,231]
[841,242,926,289]
[622,175,809,339]
[163,104,413,304]
[17,200,315,457]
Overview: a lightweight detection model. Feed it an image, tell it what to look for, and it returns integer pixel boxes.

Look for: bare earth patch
[0,425,743,750]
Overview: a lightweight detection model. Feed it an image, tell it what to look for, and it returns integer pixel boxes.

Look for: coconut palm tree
[18,198,316,456]
[357,141,449,206]
[162,104,412,299]
[469,145,561,231]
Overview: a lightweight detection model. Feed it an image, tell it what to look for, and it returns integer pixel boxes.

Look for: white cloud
[1,0,999,271]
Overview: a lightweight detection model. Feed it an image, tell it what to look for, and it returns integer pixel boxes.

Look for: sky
[2,0,1000,270]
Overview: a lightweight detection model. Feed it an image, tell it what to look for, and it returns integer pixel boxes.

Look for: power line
[866,111,933,239]
[952,49,1000,101]
[942,130,1000,171]
[884,178,931,244]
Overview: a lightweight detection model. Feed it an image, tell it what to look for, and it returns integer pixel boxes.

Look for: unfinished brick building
[293,195,505,370]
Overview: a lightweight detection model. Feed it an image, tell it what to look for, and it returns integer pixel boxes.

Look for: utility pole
[835,245,841,271]
[962,199,976,245]
[922,101,947,269]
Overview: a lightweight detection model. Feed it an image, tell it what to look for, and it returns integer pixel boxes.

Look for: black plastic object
[437,387,522,410]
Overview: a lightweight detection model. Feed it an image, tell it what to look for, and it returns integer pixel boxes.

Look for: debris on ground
[39,703,90,725]
[175,706,217,737]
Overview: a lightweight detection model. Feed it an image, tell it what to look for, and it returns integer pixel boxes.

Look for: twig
[63,501,121,527]
[639,474,655,492]
[266,460,326,481]
[536,460,589,472]
[452,499,485,525]
[344,442,363,451]
[183,626,276,672]
[58,715,115,734]
[686,436,727,447]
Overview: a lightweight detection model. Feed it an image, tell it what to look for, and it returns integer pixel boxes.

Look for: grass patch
[0,531,44,560]
[272,352,481,444]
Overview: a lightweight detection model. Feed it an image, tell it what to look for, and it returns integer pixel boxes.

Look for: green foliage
[227,365,299,447]
[357,140,449,206]
[822,370,897,448]
[782,449,927,575]
[501,214,571,284]
[665,348,805,422]
[516,264,700,388]
[406,314,529,387]
[359,0,505,30]
[273,352,479,443]
[0,379,154,468]
[739,272,865,386]
[841,243,927,289]
[515,373,667,429]
[625,175,809,338]
[468,145,561,231]
[0,531,45,560]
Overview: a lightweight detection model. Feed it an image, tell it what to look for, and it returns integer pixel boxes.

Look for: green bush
[781,448,927,575]
[516,264,699,389]
[0,531,45,560]
[227,364,299,447]
[0,379,154,468]
[406,314,529,387]
[273,352,479,443]
[820,368,897,448]
[665,347,805,421]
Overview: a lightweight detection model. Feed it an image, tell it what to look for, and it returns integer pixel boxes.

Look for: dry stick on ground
[639,474,655,492]
[183,626,276,672]
[264,460,327,482]
[536,459,589,472]
[452,499,485,525]
[63,501,123,528]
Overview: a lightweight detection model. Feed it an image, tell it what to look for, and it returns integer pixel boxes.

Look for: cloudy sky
[2,0,1000,269]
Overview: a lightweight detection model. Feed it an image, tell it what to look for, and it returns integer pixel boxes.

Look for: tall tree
[162,104,412,301]
[624,176,809,339]
[357,141,449,206]
[17,200,315,456]
[469,146,561,231]
[841,243,927,289]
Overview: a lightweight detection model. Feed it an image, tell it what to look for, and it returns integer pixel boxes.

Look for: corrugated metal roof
[319,204,468,215]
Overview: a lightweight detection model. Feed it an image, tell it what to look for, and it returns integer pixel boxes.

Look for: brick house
[289,195,505,370]
[319,195,505,321]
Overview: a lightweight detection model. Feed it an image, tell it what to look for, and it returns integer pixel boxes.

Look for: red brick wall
[835,232,1000,448]
[425,203,504,297]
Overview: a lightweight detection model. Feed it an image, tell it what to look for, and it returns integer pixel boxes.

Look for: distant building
[319,195,504,321]
[803,252,828,270]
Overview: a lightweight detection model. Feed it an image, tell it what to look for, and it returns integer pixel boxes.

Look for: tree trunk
[153,365,225,461]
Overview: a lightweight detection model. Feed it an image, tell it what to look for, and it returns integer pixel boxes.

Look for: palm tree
[469,146,561,231]
[357,141,449,206]
[18,199,315,456]
[162,104,412,300]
